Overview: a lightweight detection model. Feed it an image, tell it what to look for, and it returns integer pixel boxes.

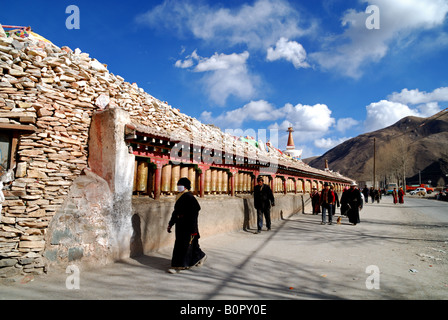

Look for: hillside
[307,110,448,187]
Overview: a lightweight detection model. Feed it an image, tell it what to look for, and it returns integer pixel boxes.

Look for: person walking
[311,187,320,215]
[375,188,381,203]
[341,182,362,225]
[330,185,340,216]
[392,188,398,204]
[254,176,275,233]
[167,178,206,274]
[362,186,369,204]
[398,187,405,204]
[369,187,375,203]
[320,182,335,225]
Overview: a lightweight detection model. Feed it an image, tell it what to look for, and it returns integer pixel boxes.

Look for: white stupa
[283,127,302,159]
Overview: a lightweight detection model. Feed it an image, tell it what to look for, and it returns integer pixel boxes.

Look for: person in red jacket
[320,182,335,225]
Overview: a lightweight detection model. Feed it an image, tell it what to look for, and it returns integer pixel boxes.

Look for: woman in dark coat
[167,178,206,273]
[341,182,362,225]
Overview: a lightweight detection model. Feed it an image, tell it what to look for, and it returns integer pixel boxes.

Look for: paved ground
[1,196,447,301]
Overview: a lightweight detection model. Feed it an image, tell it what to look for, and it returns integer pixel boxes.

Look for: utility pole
[373,138,376,189]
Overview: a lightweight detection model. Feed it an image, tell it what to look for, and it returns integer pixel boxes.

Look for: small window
[0,132,12,176]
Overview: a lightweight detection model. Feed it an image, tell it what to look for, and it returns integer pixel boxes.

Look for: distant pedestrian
[254,176,275,233]
[311,187,320,215]
[341,182,362,225]
[392,188,398,204]
[362,186,369,204]
[369,187,375,203]
[398,187,405,204]
[376,188,381,203]
[167,178,206,273]
[320,182,335,225]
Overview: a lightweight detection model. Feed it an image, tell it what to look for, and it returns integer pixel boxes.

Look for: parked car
[410,187,427,196]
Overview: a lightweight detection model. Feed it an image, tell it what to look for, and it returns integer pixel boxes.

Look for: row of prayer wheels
[133,159,343,197]
[272,177,299,193]
[232,172,253,193]
[133,159,257,195]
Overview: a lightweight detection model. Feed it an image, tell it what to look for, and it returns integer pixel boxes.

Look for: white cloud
[388,87,448,105]
[136,0,314,51]
[279,103,335,133]
[194,51,249,72]
[174,50,199,69]
[364,86,448,132]
[336,117,359,133]
[310,0,448,78]
[174,59,194,69]
[266,37,310,69]
[201,101,336,137]
[314,137,350,149]
[175,50,258,105]
[364,100,422,132]
[200,100,280,128]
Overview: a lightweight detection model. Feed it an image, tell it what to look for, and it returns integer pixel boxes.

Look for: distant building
[283,127,302,160]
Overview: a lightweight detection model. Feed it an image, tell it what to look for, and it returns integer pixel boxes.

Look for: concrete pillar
[88,107,135,261]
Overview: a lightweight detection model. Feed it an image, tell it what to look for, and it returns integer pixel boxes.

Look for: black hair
[177,177,191,190]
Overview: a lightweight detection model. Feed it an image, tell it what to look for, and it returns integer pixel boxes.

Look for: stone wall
[132,193,311,254]
[0,29,157,278]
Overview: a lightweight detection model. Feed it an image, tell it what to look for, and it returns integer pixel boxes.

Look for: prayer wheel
[136,161,149,193]
[222,172,228,193]
[236,173,242,192]
[180,166,189,179]
[205,169,211,193]
[234,173,239,193]
[188,167,195,192]
[171,165,180,192]
[161,164,172,192]
[217,170,222,193]
[211,169,217,193]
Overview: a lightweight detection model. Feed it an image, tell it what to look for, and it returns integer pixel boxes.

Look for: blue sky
[2,0,448,158]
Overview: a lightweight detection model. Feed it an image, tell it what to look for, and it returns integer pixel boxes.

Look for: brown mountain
[306,110,448,187]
